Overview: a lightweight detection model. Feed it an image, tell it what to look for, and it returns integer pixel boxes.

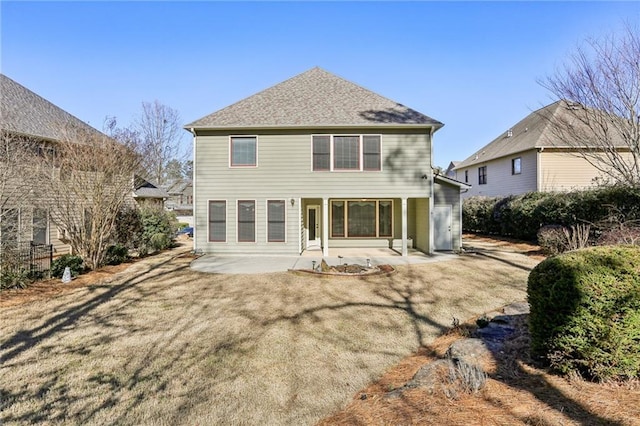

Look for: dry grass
[1,243,539,425]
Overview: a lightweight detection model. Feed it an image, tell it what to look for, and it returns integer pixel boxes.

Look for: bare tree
[39,121,141,270]
[539,24,640,187]
[135,101,184,186]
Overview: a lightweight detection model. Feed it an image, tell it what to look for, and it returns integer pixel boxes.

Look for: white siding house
[452,101,627,198]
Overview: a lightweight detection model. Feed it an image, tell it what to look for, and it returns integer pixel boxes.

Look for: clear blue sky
[2,1,638,167]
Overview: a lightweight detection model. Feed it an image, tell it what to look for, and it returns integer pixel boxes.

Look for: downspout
[537,147,544,191]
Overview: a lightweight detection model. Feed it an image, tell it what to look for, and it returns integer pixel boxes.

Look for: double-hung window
[478,166,487,185]
[32,209,48,245]
[512,157,522,175]
[208,201,226,242]
[237,200,256,242]
[312,135,381,171]
[267,200,286,242]
[230,136,257,167]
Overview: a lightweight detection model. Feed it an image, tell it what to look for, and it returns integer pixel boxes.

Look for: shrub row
[463,186,640,241]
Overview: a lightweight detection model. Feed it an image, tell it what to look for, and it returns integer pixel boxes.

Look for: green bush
[105,244,130,265]
[140,207,177,254]
[462,185,640,241]
[527,246,640,381]
[114,207,144,250]
[0,269,31,290]
[51,254,85,279]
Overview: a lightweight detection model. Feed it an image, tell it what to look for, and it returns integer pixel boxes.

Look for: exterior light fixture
[290,198,295,206]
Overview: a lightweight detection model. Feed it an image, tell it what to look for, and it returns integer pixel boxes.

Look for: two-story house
[186,68,469,256]
[452,101,631,198]
[0,74,109,257]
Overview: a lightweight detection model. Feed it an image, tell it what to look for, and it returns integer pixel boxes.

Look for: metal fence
[0,241,53,280]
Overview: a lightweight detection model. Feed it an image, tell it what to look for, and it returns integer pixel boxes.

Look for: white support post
[322,198,329,257]
[401,197,408,257]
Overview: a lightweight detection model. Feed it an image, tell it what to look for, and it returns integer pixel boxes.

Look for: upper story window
[230,136,257,167]
[478,166,487,185]
[312,135,381,172]
[464,170,469,183]
[512,157,522,175]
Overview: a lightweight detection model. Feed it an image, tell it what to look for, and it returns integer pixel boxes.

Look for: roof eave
[185,122,443,132]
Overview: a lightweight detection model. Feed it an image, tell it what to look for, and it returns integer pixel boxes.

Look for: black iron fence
[0,241,53,280]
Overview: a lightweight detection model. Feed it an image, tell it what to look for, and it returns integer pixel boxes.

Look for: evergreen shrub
[527,246,640,381]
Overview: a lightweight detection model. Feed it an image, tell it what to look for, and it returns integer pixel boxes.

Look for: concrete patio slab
[190,250,458,274]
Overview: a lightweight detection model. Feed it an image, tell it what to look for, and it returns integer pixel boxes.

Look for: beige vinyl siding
[539,151,611,192]
[434,180,462,249]
[194,128,432,254]
[458,149,538,198]
[414,198,429,252]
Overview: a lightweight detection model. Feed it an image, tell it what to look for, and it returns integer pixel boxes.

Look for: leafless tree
[135,100,184,186]
[0,127,40,248]
[539,24,640,187]
[38,121,141,270]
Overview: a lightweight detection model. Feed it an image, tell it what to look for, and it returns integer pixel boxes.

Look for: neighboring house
[166,179,193,208]
[166,179,193,226]
[0,74,105,256]
[185,67,470,256]
[453,101,626,198]
[133,176,169,208]
[445,161,459,178]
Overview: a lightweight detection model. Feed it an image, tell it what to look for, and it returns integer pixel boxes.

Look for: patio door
[433,205,453,251]
[306,205,321,249]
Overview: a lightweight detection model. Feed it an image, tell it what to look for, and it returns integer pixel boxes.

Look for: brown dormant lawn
[0,246,539,425]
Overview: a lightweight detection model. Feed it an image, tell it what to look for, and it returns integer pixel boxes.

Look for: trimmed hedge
[527,246,640,381]
[463,186,640,241]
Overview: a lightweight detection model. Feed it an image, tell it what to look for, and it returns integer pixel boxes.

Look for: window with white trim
[311,135,381,171]
[237,200,256,242]
[512,157,522,175]
[32,208,48,245]
[478,166,487,185]
[267,200,286,242]
[208,200,226,242]
[230,136,257,167]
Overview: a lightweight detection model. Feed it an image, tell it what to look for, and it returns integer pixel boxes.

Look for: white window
[512,157,522,175]
[32,209,48,245]
[311,135,381,172]
[230,136,257,167]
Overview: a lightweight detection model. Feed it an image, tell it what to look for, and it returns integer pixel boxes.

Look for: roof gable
[0,74,101,142]
[186,67,442,129]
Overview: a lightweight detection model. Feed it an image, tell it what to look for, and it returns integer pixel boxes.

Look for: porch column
[401,197,408,257]
[322,198,329,257]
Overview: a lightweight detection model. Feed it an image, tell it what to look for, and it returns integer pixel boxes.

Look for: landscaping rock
[446,338,492,365]
[503,301,530,315]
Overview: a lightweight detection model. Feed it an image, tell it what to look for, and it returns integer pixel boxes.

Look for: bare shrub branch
[539,24,640,187]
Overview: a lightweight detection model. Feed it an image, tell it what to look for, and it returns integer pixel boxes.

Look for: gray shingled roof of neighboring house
[0,73,101,142]
[134,176,170,199]
[455,102,561,169]
[455,100,628,169]
[166,179,192,194]
[186,67,443,129]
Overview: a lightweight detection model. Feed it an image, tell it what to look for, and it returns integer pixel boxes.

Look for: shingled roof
[186,67,443,129]
[0,73,101,142]
[454,100,631,170]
